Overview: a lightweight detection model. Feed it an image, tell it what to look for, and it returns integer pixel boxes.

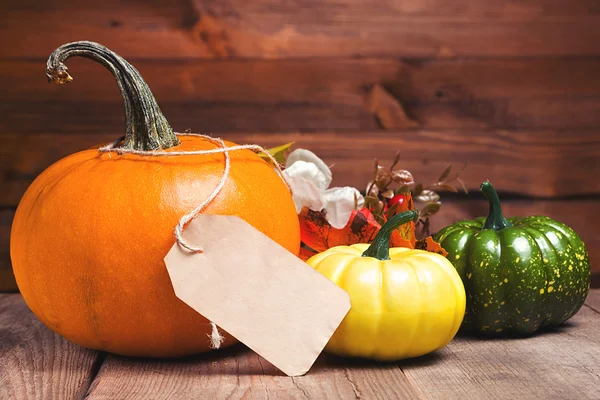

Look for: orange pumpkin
[10,41,300,357]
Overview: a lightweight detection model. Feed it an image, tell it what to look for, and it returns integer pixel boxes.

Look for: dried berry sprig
[364,152,468,238]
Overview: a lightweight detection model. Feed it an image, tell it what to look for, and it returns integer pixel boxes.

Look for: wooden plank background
[1,0,599,291]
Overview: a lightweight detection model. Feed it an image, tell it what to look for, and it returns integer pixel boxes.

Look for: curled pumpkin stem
[46,41,179,151]
[362,210,419,260]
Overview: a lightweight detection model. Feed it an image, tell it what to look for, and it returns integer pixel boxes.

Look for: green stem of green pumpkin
[45,41,179,151]
[481,180,512,230]
[361,210,419,260]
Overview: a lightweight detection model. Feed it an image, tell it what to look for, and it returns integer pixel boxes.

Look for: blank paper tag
[164,215,350,376]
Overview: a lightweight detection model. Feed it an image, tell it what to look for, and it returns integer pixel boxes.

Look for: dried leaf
[434,183,459,193]
[415,189,440,203]
[415,236,448,257]
[395,218,417,248]
[420,202,441,218]
[366,181,380,197]
[376,166,392,189]
[367,197,385,221]
[374,213,386,226]
[381,189,395,199]
[364,195,381,208]
[299,208,383,252]
[386,202,399,220]
[395,185,411,195]
[417,217,431,239]
[438,165,452,183]
[391,169,414,185]
[457,177,469,194]
[391,151,401,170]
[260,142,295,164]
[299,207,422,253]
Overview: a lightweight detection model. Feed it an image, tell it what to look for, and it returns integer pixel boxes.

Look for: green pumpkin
[434,181,590,335]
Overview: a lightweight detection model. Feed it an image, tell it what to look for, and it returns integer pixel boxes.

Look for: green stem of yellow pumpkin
[45,41,179,151]
[362,210,419,260]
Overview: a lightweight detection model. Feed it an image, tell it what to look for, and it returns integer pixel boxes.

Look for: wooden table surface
[1,291,599,399]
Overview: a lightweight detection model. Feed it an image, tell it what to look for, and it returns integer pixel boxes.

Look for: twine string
[98,133,289,348]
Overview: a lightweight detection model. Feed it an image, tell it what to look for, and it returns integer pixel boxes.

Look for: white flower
[283,149,364,229]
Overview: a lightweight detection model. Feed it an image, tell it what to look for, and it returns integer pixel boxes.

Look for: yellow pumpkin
[306,210,466,360]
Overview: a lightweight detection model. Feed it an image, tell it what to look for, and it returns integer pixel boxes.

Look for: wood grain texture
[0,294,101,399]
[0,210,16,292]
[1,292,597,398]
[0,101,381,135]
[5,97,600,135]
[2,0,600,59]
[1,130,599,204]
[0,269,16,293]
[401,291,600,399]
[366,84,422,129]
[585,289,600,314]
[0,0,208,60]
[145,0,600,58]
[6,58,600,104]
[0,58,399,104]
[4,58,600,130]
[85,347,419,399]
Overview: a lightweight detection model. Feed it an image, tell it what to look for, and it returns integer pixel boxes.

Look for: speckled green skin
[434,186,590,335]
